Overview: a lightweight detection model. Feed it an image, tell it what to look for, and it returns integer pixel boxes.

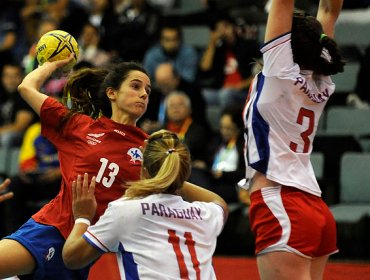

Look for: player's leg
[257,251,311,280]
[310,198,336,280]
[0,239,36,278]
[310,255,329,280]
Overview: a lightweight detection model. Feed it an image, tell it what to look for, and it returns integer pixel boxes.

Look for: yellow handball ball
[36,30,79,71]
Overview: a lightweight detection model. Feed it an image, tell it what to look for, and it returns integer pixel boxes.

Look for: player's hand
[72,173,97,222]
[56,53,75,69]
[0,179,13,203]
[41,53,75,73]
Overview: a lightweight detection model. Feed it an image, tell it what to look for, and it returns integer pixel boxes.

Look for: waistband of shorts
[250,185,314,200]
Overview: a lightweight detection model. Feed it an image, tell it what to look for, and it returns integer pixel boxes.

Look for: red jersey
[32,97,148,239]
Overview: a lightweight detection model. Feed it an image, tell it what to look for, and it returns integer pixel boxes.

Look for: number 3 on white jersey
[290,107,315,153]
[96,158,119,188]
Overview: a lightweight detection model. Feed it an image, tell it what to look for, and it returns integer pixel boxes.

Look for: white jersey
[84,193,225,279]
[243,33,335,196]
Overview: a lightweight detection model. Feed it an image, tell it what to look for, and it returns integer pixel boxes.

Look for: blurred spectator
[20,0,59,46]
[346,43,370,108]
[143,22,199,83]
[139,63,208,134]
[147,0,177,12]
[162,0,266,28]
[163,91,211,187]
[20,0,89,39]
[0,62,37,148]
[112,0,131,14]
[55,1,90,38]
[3,122,61,234]
[198,13,261,109]
[22,17,59,74]
[0,1,28,69]
[205,0,265,11]
[86,0,118,54]
[343,0,370,9]
[107,0,162,62]
[77,22,113,67]
[207,104,246,204]
[355,42,370,102]
[88,0,114,27]
[21,0,69,25]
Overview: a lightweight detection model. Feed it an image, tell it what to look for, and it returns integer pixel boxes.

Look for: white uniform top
[243,33,335,197]
[84,193,225,279]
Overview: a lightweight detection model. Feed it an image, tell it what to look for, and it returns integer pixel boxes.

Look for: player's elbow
[62,247,84,269]
[17,83,28,95]
[17,83,35,99]
[62,241,101,269]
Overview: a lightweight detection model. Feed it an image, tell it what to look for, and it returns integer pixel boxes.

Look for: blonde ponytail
[125,130,191,199]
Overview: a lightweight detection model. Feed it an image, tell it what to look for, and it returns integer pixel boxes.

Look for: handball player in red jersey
[0,56,151,279]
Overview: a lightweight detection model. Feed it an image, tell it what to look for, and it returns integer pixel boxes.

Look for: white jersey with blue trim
[83,193,224,279]
[243,32,335,197]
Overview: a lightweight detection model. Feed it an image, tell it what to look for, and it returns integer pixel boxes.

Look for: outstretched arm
[17,54,74,115]
[62,173,101,269]
[316,0,343,38]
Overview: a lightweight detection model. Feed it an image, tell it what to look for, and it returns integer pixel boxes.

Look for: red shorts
[249,186,338,258]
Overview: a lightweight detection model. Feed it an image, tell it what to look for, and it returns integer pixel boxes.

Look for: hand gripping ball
[36,30,79,71]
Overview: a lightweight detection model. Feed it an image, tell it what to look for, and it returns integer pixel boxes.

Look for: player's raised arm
[264,0,294,43]
[17,54,75,115]
[316,0,343,38]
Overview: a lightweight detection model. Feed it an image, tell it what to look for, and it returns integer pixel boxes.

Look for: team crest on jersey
[127,148,143,164]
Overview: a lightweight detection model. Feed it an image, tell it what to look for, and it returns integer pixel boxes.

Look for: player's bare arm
[265,0,294,43]
[17,54,75,115]
[316,0,343,38]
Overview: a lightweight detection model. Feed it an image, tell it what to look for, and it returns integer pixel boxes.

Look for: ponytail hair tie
[166,148,176,155]
[67,91,72,109]
[320,33,327,43]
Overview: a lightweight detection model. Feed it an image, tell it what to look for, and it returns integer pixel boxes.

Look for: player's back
[244,33,335,196]
[86,193,225,279]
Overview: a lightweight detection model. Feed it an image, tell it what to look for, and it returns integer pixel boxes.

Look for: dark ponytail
[61,67,110,127]
[291,12,345,76]
[317,35,345,75]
